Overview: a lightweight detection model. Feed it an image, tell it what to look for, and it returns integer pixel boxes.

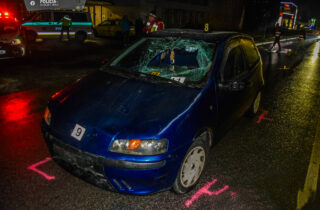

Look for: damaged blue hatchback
[41,29,264,194]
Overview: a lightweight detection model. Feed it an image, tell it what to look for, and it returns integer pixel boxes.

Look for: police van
[22,10,94,42]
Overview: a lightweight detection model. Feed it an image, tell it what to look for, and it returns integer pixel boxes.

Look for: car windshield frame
[104,37,217,88]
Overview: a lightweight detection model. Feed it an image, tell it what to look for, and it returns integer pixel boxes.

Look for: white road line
[256,37,298,46]
[256,37,319,46]
[297,114,320,209]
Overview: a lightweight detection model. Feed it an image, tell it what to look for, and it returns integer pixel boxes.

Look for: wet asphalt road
[1,36,320,210]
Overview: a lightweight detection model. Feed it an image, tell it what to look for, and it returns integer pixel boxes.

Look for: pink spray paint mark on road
[185,179,229,207]
[257,110,273,124]
[28,157,55,180]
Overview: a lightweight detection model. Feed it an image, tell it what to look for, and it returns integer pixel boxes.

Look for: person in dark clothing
[299,28,306,41]
[120,15,130,47]
[270,24,281,52]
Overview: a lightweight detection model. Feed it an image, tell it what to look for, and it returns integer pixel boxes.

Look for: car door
[217,39,251,130]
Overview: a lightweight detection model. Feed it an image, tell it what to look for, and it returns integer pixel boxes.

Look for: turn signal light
[127,139,142,150]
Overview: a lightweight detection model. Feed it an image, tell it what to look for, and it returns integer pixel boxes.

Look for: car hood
[0,35,16,43]
[51,70,201,139]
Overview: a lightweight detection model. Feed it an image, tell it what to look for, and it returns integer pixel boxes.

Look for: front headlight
[11,38,22,45]
[109,139,168,155]
[43,107,51,126]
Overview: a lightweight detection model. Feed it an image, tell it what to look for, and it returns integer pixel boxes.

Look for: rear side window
[241,39,260,68]
[54,12,88,22]
[223,46,245,81]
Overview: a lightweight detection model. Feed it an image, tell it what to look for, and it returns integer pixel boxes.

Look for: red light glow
[2,93,33,122]
[0,10,13,19]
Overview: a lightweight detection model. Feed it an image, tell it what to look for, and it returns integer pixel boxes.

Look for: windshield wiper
[104,66,185,86]
[136,71,185,86]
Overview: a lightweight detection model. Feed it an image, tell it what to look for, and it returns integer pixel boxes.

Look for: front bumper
[42,125,183,194]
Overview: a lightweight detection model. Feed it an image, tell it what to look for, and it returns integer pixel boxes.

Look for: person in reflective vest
[143,12,164,34]
[59,15,72,41]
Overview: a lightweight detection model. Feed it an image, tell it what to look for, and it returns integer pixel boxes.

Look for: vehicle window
[54,12,87,22]
[69,13,88,22]
[223,46,245,81]
[33,12,51,22]
[54,12,68,22]
[241,39,260,68]
[110,38,216,85]
[101,20,111,26]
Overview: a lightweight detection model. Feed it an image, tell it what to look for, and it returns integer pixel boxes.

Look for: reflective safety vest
[59,17,72,27]
[143,19,164,34]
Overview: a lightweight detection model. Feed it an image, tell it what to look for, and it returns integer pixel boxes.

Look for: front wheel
[173,136,208,194]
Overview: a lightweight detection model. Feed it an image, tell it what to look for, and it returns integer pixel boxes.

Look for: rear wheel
[173,133,209,194]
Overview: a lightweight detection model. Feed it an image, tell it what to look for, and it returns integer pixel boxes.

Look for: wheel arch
[193,127,214,148]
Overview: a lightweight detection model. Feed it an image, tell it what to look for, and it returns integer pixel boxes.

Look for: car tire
[173,132,209,194]
[248,91,261,117]
[75,32,87,43]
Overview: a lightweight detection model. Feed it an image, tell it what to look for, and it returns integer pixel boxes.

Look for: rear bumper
[42,123,184,194]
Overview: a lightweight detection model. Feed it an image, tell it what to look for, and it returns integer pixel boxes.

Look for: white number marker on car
[171,77,186,84]
[71,124,86,141]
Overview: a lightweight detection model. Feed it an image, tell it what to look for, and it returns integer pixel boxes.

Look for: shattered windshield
[109,38,216,86]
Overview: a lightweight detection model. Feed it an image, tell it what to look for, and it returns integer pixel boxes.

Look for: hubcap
[180,146,206,188]
[253,92,261,114]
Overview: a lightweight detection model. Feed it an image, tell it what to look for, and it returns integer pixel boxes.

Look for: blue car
[41,29,264,194]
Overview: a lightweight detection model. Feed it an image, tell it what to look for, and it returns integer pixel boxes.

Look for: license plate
[0,50,6,55]
[71,124,86,141]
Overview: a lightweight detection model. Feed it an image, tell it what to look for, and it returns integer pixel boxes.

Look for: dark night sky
[295,0,320,19]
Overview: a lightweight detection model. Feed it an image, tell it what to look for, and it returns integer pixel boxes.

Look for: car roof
[151,29,252,43]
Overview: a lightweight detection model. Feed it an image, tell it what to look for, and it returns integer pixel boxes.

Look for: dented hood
[50,70,201,138]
